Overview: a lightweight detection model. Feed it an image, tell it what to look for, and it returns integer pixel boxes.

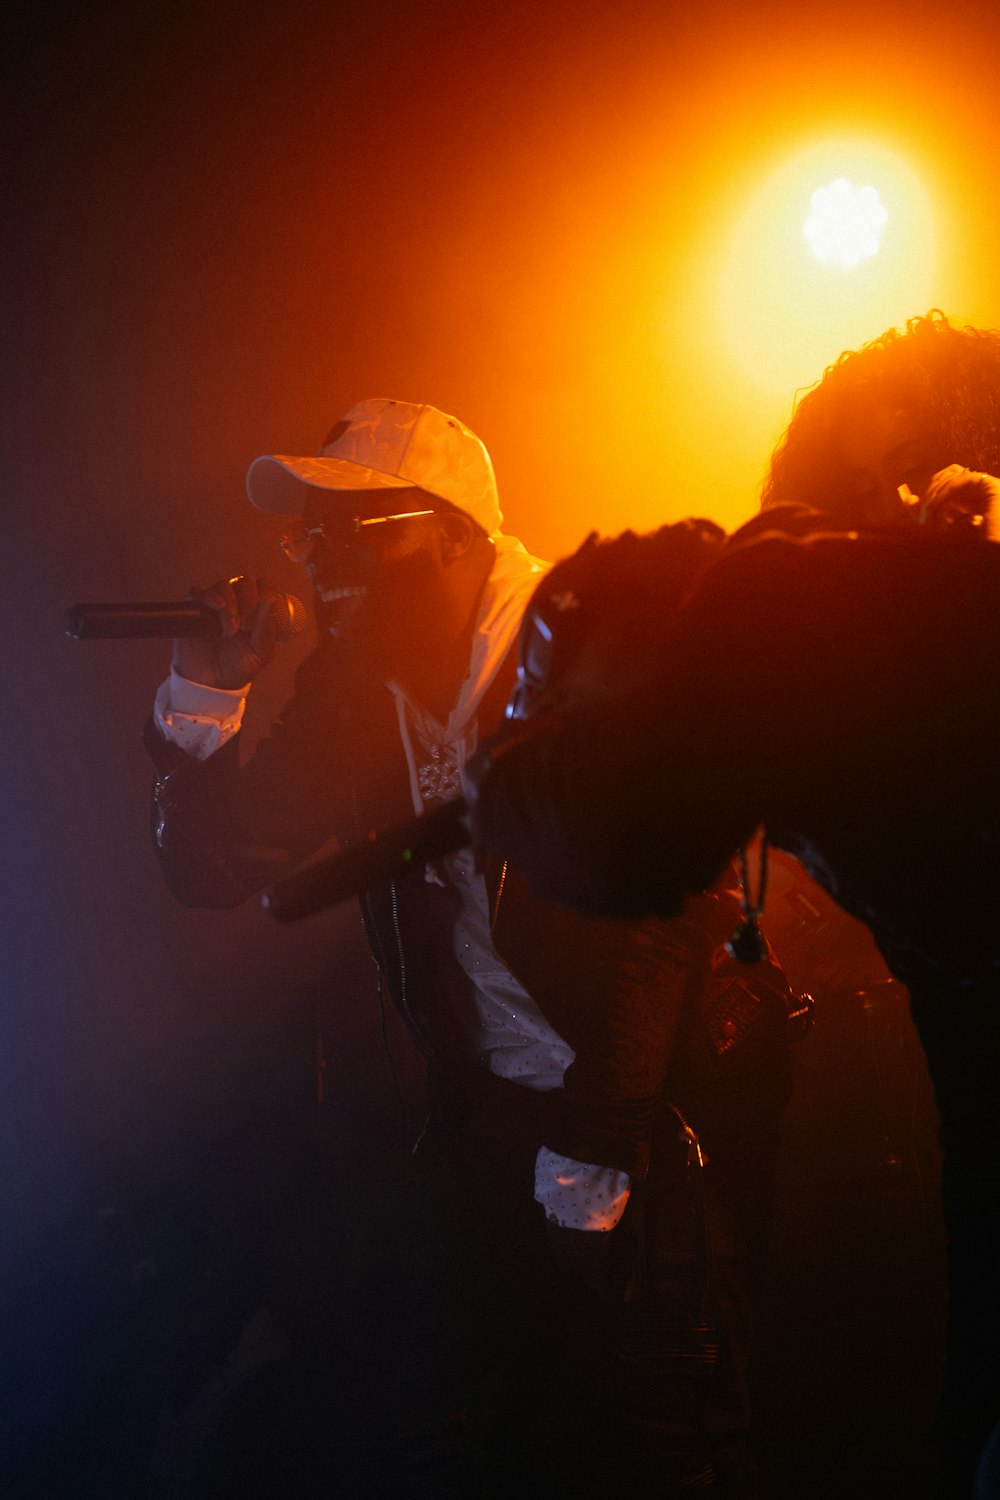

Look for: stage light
[803,178,889,267]
[714,137,938,398]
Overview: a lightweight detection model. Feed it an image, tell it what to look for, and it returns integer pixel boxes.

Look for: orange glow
[714,137,937,403]
[141,10,1000,560]
[430,111,966,552]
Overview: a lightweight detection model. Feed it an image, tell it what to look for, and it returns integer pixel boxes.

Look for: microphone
[64,595,307,641]
[261,712,561,921]
[264,798,471,922]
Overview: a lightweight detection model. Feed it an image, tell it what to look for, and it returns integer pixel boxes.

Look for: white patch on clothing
[534,1150,632,1231]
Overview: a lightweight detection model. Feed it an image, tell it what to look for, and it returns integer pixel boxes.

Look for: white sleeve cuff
[153,669,249,762]
[534,1146,631,1231]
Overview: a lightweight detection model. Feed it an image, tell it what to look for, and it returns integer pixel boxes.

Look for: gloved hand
[172,573,299,689]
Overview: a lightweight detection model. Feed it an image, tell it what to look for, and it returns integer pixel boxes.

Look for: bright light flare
[713,137,937,398]
[803,178,889,267]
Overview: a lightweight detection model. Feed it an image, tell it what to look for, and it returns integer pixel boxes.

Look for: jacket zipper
[390,878,436,1059]
[491,860,508,931]
[351,785,436,1060]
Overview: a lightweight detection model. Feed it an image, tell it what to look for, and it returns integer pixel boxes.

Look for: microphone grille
[276,593,308,642]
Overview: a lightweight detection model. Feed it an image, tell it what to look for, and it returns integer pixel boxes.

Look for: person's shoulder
[713,522,1000,641]
[695,515,822,603]
[669,514,853,655]
[727,502,830,548]
[721,511,933,586]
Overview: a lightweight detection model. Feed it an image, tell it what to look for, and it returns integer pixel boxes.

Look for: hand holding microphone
[66,576,307,690]
[171,576,305,689]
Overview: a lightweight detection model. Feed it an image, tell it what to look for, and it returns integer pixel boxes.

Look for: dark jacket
[472,528,1000,994]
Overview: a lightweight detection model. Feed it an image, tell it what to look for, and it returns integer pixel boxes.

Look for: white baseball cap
[246,398,503,537]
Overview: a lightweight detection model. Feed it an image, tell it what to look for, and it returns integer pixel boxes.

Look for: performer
[761,311,1000,1500]
[761,309,1000,533]
[469,507,1000,1500]
[145,398,797,1496]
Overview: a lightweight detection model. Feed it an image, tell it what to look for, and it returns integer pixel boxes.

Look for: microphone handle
[64,596,306,640]
[65,602,225,639]
[264,798,471,922]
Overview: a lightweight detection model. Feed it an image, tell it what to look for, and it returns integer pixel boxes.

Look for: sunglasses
[279,507,437,564]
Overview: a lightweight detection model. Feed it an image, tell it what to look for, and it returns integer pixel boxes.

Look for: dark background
[4,1,992,1492]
